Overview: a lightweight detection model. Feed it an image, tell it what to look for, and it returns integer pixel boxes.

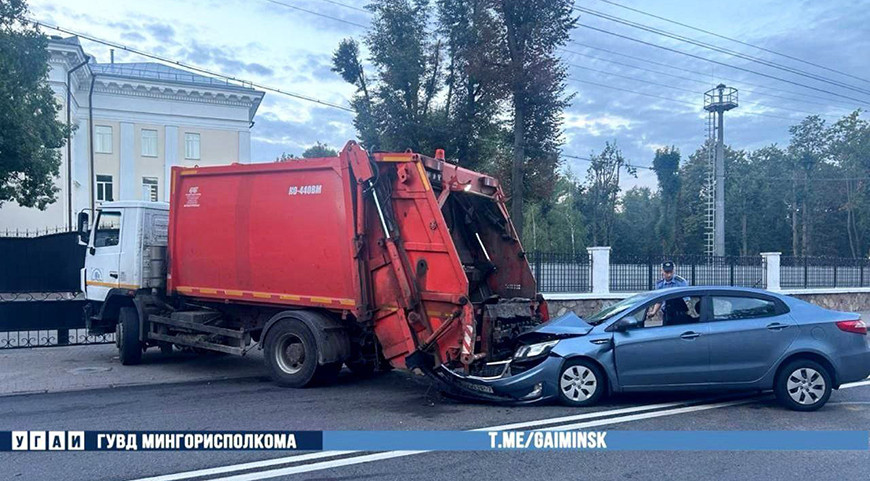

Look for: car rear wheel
[775,360,832,411]
[557,359,605,407]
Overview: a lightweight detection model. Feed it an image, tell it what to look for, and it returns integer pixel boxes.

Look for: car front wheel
[775,360,832,411]
[557,359,605,407]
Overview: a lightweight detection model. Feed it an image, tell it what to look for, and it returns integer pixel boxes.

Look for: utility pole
[703,84,738,257]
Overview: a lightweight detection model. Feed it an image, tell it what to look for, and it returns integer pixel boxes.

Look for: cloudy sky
[30,0,870,190]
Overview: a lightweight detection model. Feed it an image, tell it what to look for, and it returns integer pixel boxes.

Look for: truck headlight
[514,340,559,359]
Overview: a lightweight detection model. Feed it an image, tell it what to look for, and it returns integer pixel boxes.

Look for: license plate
[459,380,494,394]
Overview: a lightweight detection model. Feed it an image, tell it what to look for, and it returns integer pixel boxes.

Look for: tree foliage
[0,0,70,209]
[301,141,338,158]
[527,109,870,259]
[332,0,574,238]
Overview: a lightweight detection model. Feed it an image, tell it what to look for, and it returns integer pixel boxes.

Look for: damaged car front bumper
[431,354,564,404]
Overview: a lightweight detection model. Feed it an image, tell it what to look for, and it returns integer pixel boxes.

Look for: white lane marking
[541,397,758,431]
[479,400,696,431]
[129,452,356,481]
[204,396,764,481]
[207,451,424,481]
[127,398,715,481]
[840,379,870,389]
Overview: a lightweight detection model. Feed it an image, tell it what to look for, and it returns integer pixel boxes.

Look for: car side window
[627,295,703,329]
[712,296,777,321]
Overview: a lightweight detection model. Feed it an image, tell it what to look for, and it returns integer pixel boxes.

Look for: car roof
[646,285,781,298]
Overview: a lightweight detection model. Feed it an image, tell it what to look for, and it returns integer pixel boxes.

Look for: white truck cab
[79,201,169,303]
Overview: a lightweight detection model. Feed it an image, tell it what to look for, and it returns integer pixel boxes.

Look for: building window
[95,125,113,154]
[141,129,158,157]
[142,177,159,202]
[96,175,113,202]
[185,133,201,160]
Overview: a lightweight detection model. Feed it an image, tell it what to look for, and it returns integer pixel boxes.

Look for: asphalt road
[1,368,868,481]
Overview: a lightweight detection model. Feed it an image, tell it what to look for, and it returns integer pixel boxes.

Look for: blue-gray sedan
[443,286,870,411]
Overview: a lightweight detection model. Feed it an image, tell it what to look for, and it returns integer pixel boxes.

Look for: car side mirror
[77,211,90,246]
[611,317,639,332]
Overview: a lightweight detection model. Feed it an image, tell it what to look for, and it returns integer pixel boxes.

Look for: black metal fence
[531,251,592,293]
[0,292,113,349]
[0,231,85,292]
[530,250,870,293]
[780,256,870,289]
[0,231,110,349]
[609,254,764,292]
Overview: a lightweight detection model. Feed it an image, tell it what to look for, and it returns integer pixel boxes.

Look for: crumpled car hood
[525,312,593,337]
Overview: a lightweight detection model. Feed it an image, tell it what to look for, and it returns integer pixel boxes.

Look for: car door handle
[680,331,700,340]
[766,323,788,331]
[109,272,119,279]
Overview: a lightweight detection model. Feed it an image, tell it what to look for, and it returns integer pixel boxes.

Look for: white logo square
[29,431,47,450]
[48,431,66,451]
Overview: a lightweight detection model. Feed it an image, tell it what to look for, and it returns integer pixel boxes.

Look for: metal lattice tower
[703,84,738,257]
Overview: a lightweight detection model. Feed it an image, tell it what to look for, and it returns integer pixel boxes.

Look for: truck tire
[264,319,333,388]
[118,307,143,365]
[774,359,832,411]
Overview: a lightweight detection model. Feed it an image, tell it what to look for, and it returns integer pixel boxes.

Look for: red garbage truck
[78,141,547,395]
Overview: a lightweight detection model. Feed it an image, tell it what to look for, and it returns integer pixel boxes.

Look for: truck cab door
[84,209,123,302]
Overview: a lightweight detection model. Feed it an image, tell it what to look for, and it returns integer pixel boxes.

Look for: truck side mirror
[77,211,90,246]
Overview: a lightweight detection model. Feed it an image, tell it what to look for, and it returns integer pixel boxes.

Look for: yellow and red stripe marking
[174,286,356,307]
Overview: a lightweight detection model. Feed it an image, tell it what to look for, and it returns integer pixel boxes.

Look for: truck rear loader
[78,141,548,399]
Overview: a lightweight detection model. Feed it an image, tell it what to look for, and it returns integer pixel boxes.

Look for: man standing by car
[647,261,689,324]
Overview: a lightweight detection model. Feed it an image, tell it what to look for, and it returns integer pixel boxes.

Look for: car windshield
[586,292,655,325]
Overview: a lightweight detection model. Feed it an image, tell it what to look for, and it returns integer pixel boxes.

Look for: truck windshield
[586,292,654,325]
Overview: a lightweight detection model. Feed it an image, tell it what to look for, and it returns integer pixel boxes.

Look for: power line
[592,0,870,86]
[574,5,870,98]
[564,53,846,118]
[262,0,368,29]
[30,20,356,112]
[575,23,870,107]
[567,42,860,109]
[317,0,369,14]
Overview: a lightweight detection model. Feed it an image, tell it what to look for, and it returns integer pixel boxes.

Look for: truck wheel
[775,360,832,411]
[264,319,323,388]
[118,307,143,365]
[557,358,605,407]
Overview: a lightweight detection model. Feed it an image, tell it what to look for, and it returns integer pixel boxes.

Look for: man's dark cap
[662,261,675,272]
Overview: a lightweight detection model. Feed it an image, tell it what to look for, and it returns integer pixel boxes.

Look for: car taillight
[836,319,867,335]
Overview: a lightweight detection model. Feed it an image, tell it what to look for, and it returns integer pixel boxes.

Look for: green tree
[0,0,70,209]
[652,146,681,254]
[302,142,338,158]
[826,110,870,258]
[612,187,660,257]
[495,0,576,239]
[579,141,635,246]
[787,115,829,256]
[523,170,586,254]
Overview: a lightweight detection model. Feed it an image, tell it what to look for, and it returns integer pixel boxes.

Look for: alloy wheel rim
[786,367,825,405]
[560,365,597,401]
[276,333,306,375]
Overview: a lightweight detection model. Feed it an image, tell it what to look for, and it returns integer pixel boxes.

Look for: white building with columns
[0,36,264,232]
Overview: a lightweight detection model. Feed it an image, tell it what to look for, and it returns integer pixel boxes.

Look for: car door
[613,293,711,388]
[85,209,123,302]
[705,294,798,383]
